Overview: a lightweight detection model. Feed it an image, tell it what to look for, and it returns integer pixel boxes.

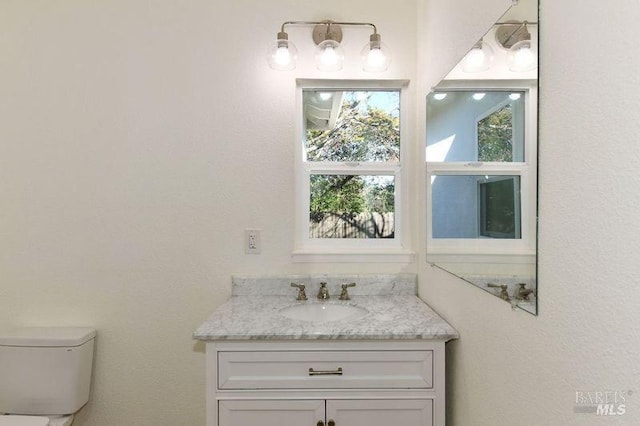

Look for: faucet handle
[486,283,510,301]
[290,282,307,301]
[339,282,356,300]
[515,283,535,301]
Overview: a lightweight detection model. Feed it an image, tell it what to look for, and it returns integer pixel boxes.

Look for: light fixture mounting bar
[495,20,535,49]
[268,19,390,72]
[280,20,377,45]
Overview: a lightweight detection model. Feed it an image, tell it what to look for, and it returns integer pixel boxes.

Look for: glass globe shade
[361,41,391,72]
[267,39,298,71]
[315,39,344,72]
[509,40,537,72]
[462,41,494,73]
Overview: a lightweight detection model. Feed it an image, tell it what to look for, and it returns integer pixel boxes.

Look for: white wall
[2,0,640,425]
[0,1,417,425]
[419,0,640,425]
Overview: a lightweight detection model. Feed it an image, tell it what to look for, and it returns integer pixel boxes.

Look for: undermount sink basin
[279,303,368,322]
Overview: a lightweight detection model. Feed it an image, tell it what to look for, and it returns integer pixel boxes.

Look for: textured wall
[419,0,640,424]
[0,1,417,425]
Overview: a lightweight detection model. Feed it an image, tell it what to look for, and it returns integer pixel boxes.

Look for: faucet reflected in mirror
[426,0,538,315]
[516,283,535,300]
[487,283,511,301]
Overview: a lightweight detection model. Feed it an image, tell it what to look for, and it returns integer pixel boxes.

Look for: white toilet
[0,327,96,426]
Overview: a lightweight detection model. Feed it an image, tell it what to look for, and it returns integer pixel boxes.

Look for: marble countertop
[193,294,459,341]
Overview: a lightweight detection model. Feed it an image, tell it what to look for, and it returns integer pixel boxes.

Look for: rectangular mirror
[425,0,539,314]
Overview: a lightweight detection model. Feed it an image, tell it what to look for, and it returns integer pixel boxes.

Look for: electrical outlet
[244,229,261,254]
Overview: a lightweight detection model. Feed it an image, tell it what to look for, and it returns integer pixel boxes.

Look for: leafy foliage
[309,175,366,222]
[305,92,399,238]
[477,105,513,162]
[306,93,400,162]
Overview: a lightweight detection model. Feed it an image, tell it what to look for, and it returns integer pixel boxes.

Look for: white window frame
[293,79,413,263]
[426,80,537,266]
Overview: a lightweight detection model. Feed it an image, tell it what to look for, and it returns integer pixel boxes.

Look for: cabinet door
[327,399,433,426]
[219,399,324,426]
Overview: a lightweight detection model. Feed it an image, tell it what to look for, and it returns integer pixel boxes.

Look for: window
[294,80,410,261]
[426,84,536,260]
[309,174,395,239]
[479,176,521,239]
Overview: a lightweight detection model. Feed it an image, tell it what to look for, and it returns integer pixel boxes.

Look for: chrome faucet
[339,282,356,300]
[317,282,329,300]
[515,283,535,301]
[487,283,510,301]
[290,282,307,301]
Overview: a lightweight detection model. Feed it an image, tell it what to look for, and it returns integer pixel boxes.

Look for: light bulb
[464,48,485,69]
[315,39,344,72]
[462,41,494,73]
[274,46,291,66]
[366,48,386,69]
[321,46,338,66]
[509,40,536,72]
[361,33,391,72]
[267,33,297,71]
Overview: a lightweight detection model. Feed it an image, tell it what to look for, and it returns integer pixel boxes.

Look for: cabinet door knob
[328,420,336,426]
[317,421,324,426]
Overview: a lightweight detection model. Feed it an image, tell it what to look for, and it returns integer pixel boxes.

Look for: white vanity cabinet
[205,340,446,426]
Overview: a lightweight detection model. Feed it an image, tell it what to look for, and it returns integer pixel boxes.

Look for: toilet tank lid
[0,416,50,426]
[0,327,96,347]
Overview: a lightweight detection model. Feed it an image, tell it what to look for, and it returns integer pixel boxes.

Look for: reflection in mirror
[431,174,521,239]
[427,90,526,164]
[425,0,538,314]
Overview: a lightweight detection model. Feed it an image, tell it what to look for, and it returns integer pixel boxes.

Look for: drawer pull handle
[308,367,343,376]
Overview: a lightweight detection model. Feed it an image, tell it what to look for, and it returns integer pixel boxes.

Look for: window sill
[292,249,416,263]
[427,251,535,265]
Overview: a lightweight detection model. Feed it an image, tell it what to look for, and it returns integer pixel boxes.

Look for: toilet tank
[0,327,96,415]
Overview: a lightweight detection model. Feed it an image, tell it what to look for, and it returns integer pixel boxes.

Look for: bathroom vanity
[194,275,458,426]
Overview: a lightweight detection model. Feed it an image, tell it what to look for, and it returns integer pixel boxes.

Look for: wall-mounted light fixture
[495,21,537,72]
[266,20,391,72]
[461,20,537,74]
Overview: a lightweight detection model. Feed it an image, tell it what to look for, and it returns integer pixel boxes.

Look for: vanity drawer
[217,350,433,390]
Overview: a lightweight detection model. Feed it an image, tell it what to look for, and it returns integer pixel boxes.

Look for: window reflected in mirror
[431,174,521,239]
[427,91,525,163]
[424,0,538,315]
